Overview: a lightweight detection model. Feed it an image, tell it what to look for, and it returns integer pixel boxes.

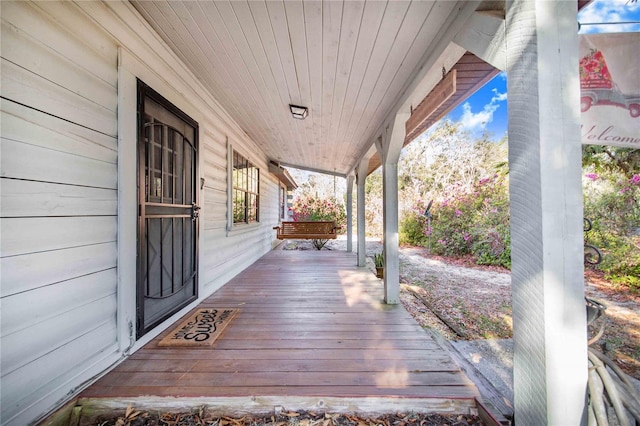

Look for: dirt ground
[399,245,639,381]
[311,238,640,381]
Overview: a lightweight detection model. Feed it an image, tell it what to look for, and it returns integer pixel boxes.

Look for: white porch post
[376,113,409,304]
[356,159,368,267]
[346,175,355,253]
[506,1,588,424]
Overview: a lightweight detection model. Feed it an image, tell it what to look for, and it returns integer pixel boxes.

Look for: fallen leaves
[113,406,146,426]
[95,408,482,426]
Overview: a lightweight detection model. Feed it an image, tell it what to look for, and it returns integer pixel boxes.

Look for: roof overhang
[366,52,499,175]
[268,162,298,190]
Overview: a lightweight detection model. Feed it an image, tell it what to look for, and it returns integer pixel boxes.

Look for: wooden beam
[453,12,506,71]
[405,70,456,137]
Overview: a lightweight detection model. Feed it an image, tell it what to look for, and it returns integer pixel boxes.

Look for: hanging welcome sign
[579,32,640,148]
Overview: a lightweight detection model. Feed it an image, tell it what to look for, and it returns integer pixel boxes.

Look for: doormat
[158,308,238,347]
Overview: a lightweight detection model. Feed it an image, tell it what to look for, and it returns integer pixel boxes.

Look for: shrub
[473,227,511,269]
[403,174,511,268]
[290,194,347,250]
[439,176,508,262]
[583,172,640,289]
[599,236,640,291]
[291,194,347,230]
[399,202,429,246]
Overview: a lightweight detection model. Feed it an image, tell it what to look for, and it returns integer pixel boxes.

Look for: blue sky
[445,0,640,140]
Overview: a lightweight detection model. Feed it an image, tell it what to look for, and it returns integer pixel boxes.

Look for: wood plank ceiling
[131,1,494,176]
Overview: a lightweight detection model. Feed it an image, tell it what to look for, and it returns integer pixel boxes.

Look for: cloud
[578,0,640,33]
[459,89,507,131]
[491,88,507,102]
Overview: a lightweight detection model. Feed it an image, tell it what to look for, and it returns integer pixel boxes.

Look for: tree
[582,146,640,180]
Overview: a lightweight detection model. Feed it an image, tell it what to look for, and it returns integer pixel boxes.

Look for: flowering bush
[290,194,347,250]
[291,194,346,227]
[401,174,511,268]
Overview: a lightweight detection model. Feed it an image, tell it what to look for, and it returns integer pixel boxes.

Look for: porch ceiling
[131,1,502,176]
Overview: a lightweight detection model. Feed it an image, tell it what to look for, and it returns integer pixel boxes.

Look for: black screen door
[137,81,199,338]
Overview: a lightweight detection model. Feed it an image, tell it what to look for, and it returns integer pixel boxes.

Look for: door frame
[136,79,200,338]
[117,48,205,353]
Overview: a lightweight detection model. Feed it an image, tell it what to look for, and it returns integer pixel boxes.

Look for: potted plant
[373,253,384,278]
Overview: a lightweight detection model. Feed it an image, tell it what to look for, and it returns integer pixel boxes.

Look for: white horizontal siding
[1,138,117,189]
[1,59,117,137]
[1,321,118,423]
[1,269,117,339]
[0,1,119,425]
[0,1,117,84]
[1,20,117,111]
[1,275,117,376]
[2,100,117,159]
[0,243,117,298]
[1,1,287,425]
[0,179,117,218]
[1,216,117,257]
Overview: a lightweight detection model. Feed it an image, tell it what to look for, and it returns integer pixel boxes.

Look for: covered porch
[77,248,479,418]
[0,1,594,424]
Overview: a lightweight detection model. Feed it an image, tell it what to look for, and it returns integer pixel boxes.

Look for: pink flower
[491,208,498,213]
[630,174,640,185]
[585,173,598,181]
[463,233,471,241]
[455,209,462,217]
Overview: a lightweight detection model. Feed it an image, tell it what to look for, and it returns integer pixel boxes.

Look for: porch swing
[272,220,339,240]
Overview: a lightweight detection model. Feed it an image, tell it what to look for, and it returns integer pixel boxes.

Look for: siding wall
[0,2,120,424]
[0,1,282,424]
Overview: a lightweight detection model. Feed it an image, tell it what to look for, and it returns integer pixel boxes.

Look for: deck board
[79,249,478,413]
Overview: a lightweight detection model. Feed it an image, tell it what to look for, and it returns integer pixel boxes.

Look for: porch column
[346,175,355,253]
[356,159,368,267]
[376,113,409,305]
[506,1,587,424]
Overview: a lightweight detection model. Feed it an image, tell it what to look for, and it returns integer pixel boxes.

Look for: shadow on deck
[77,248,480,418]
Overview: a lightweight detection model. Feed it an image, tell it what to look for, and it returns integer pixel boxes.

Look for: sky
[444,0,640,141]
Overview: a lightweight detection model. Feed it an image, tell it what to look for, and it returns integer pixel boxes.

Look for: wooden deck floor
[80,249,478,415]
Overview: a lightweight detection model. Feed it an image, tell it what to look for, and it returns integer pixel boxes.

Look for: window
[232,150,259,224]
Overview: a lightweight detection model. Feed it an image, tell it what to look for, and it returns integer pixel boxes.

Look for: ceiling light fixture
[289,104,308,120]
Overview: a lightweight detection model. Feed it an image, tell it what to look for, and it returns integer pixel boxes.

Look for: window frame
[228,144,260,228]
[279,183,287,220]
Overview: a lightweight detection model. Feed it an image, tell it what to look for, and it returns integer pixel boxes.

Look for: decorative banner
[580,32,640,148]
